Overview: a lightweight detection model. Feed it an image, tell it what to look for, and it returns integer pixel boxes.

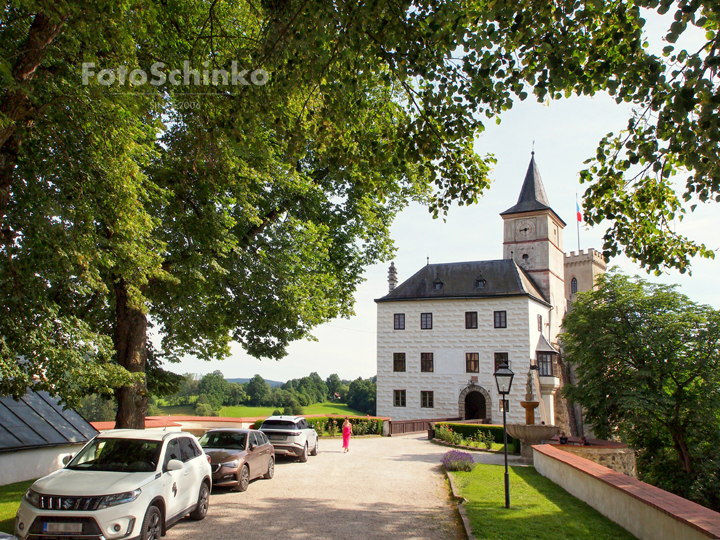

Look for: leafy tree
[194,394,216,417]
[326,374,342,399]
[197,370,229,411]
[246,374,270,407]
[4,0,720,429]
[172,374,201,406]
[346,378,377,416]
[283,397,303,416]
[76,394,116,422]
[226,383,248,406]
[562,272,720,511]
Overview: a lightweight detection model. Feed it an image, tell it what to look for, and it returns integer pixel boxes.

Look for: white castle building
[375,154,606,425]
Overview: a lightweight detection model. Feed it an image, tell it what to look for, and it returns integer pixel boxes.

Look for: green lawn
[154,404,197,416]
[219,402,363,417]
[156,401,365,418]
[451,465,638,540]
[0,479,34,534]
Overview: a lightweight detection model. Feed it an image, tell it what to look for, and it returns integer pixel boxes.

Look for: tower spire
[500,153,562,219]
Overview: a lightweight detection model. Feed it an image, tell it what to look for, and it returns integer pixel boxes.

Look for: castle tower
[564,248,607,303]
[500,154,566,345]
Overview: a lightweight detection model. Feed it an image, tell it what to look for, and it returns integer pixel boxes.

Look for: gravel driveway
[170,434,463,540]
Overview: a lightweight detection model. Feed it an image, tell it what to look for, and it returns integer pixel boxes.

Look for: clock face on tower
[515,218,536,240]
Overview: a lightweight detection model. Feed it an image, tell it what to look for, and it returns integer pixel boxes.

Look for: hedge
[434,422,519,446]
[253,416,384,436]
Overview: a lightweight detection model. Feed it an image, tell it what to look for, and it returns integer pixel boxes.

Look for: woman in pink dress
[342,417,352,453]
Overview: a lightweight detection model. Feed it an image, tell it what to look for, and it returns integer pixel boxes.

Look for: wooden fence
[388,417,461,436]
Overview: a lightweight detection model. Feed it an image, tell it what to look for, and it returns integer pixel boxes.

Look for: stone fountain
[506,370,558,459]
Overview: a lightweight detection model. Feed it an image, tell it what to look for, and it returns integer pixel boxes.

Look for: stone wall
[553,445,637,477]
[533,444,720,540]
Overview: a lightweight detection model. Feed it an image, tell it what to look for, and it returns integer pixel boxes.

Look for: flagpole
[576,193,581,252]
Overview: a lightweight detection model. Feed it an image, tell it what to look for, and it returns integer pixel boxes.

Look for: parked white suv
[15,429,212,540]
[259,416,319,462]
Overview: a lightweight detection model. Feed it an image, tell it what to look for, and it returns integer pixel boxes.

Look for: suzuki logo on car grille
[40,495,101,511]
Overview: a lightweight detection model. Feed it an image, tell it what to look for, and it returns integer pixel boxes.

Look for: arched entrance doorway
[465,392,486,420]
[457,385,492,422]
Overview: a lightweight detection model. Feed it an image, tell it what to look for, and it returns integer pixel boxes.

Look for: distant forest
[78,372,377,421]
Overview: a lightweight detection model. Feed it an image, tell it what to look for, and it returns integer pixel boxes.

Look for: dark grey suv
[259,416,319,462]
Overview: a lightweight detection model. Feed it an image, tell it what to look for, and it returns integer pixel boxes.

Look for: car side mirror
[166,459,184,472]
[249,444,256,451]
[62,455,73,466]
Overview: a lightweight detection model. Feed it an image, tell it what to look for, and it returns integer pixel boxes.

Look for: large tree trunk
[114,279,148,429]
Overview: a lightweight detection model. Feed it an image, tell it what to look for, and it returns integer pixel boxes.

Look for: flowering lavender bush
[442,450,476,472]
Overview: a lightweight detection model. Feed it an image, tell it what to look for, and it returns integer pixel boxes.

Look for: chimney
[388,262,398,293]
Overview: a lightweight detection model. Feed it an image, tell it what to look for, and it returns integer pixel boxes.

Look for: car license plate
[43,522,83,534]
[269,434,284,441]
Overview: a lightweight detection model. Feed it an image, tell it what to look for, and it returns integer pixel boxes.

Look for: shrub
[442,450,476,472]
[435,422,518,447]
[272,409,282,416]
[479,430,494,449]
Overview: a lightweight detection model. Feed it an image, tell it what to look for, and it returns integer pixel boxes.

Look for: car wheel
[236,464,250,492]
[264,457,274,479]
[189,482,209,521]
[140,505,162,540]
[310,437,319,456]
[299,442,308,462]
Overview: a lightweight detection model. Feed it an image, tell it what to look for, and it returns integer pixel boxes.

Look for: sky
[167,13,719,384]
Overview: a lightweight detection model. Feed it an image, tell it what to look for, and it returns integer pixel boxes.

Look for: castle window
[393,353,406,372]
[466,353,479,373]
[394,313,405,330]
[421,391,434,408]
[421,352,434,372]
[522,254,529,260]
[538,314,543,332]
[571,277,578,294]
[421,313,433,329]
[465,311,478,329]
[393,390,406,407]
[494,311,507,328]
[494,352,509,371]
[537,353,557,377]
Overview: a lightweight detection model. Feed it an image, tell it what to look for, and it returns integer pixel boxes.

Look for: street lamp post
[494,362,515,509]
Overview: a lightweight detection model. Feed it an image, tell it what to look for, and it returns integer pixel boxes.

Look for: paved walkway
[171,434,469,540]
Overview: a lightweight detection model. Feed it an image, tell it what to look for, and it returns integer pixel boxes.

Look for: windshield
[68,438,162,472]
[261,420,298,429]
[199,431,247,450]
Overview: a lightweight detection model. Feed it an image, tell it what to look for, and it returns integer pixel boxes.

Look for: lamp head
[494,363,515,395]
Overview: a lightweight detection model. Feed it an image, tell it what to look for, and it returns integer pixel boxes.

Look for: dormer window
[475,274,486,289]
[433,279,444,291]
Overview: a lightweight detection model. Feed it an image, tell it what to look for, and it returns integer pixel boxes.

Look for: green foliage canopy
[562,272,720,511]
[3,0,720,423]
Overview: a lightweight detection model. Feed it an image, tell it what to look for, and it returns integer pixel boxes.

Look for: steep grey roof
[0,390,98,453]
[501,155,567,226]
[375,259,549,305]
[536,334,559,354]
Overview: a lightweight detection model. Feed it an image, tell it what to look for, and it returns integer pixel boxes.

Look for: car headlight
[97,489,142,509]
[24,489,41,508]
[220,460,239,468]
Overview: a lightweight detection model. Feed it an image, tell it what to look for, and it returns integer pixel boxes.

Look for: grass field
[0,479,33,534]
[156,401,364,418]
[451,464,638,540]
[220,402,363,417]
